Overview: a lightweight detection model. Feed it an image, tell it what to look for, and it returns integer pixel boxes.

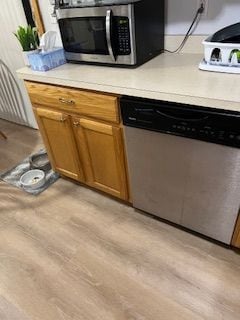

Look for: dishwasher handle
[134,106,210,122]
[155,109,210,122]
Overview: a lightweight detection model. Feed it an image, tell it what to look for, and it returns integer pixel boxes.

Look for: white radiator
[0,0,37,128]
[0,59,29,126]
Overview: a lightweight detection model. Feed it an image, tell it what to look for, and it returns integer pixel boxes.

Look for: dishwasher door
[124,126,240,244]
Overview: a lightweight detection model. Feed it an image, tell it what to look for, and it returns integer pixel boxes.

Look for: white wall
[40,0,240,39]
[166,0,240,35]
[38,0,63,47]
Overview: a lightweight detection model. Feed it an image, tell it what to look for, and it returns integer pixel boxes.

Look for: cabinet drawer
[25,81,120,123]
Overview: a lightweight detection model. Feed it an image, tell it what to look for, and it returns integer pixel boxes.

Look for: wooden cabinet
[27,81,129,201]
[232,214,240,248]
[35,108,84,182]
[73,118,128,200]
[25,81,120,123]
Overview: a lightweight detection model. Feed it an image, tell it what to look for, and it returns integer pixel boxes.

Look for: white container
[202,40,240,67]
[200,39,240,73]
[199,23,240,74]
[20,169,46,190]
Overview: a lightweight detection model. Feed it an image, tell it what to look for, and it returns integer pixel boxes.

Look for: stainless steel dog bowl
[29,151,51,171]
[20,169,46,190]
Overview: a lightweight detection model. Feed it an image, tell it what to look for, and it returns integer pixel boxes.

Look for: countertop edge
[17,71,240,112]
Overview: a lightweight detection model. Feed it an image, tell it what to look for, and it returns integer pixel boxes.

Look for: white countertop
[17,53,240,112]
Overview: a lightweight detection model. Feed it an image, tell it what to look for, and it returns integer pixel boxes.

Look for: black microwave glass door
[59,17,108,54]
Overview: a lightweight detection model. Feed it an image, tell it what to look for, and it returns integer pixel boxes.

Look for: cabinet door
[232,215,240,248]
[35,108,84,181]
[73,118,128,200]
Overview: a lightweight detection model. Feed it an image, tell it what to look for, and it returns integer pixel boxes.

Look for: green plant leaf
[13,25,39,51]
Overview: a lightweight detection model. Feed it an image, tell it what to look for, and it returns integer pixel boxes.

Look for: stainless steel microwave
[56,0,164,67]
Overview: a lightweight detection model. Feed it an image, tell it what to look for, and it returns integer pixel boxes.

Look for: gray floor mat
[0,149,59,195]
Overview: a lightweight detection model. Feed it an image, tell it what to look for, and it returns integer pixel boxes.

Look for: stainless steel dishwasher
[121,97,240,244]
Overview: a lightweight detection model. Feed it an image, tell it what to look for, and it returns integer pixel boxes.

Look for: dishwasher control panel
[121,97,240,148]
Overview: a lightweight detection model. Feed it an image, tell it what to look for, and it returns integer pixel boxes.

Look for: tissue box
[28,48,66,71]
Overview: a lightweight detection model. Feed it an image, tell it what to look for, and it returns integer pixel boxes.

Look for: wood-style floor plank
[0,119,240,320]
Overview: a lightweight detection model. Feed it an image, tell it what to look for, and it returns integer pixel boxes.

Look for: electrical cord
[165,4,204,54]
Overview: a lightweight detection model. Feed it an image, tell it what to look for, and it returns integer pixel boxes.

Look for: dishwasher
[121,97,240,244]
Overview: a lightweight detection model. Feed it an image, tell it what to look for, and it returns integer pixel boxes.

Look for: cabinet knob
[73,121,80,127]
[59,97,75,105]
[60,116,67,122]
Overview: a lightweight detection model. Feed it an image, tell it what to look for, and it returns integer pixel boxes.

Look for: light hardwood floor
[1,119,240,320]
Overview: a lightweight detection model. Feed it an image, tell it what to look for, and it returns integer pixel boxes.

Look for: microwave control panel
[115,17,131,55]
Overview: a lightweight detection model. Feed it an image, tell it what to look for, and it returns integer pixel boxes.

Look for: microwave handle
[106,9,116,62]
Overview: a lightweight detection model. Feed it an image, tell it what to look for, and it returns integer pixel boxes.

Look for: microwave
[56,0,164,67]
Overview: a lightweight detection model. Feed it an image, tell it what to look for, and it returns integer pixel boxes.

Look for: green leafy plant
[14,25,39,51]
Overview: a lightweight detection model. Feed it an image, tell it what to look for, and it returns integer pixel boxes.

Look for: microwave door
[57,6,135,65]
[59,17,109,55]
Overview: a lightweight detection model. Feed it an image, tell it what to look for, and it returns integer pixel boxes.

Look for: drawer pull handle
[60,116,67,122]
[73,121,80,127]
[59,97,75,105]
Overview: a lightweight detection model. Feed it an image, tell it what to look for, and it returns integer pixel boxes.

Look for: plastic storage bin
[199,23,240,74]
[202,41,240,67]
[28,48,66,71]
